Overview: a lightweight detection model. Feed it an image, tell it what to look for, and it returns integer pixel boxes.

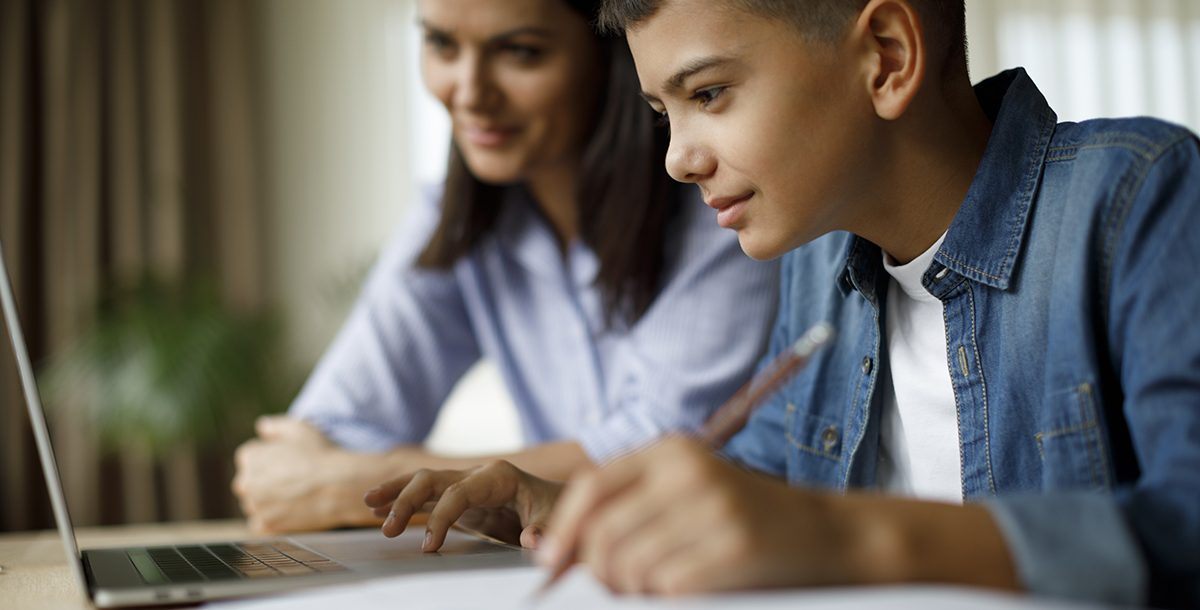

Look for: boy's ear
[854,0,925,120]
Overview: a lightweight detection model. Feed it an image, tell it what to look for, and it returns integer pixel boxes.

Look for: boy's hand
[540,436,870,595]
[541,436,1019,596]
[364,461,563,551]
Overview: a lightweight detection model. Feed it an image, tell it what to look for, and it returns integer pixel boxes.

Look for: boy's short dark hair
[599,0,967,75]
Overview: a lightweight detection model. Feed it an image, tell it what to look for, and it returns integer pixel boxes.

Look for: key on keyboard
[133,541,345,584]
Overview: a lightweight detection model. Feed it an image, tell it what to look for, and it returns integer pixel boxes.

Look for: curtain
[1,0,264,531]
[966,0,1200,132]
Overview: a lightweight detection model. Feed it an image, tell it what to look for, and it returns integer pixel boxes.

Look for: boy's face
[628,0,877,260]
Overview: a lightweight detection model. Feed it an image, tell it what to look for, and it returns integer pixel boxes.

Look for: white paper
[208,566,1100,610]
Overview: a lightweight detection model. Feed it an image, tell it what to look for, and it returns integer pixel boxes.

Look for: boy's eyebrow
[668,56,735,92]
[642,55,739,103]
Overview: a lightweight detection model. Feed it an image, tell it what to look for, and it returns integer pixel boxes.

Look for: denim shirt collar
[839,68,1058,297]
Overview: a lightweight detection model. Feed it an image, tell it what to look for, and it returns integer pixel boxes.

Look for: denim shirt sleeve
[288,187,481,451]
[988,136,1200,608]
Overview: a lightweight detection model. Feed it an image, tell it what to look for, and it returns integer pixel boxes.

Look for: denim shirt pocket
[1035,381,1113,490]
[784,403,843,486]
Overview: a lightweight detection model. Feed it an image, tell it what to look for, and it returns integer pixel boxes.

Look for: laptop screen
[0,240,89,593]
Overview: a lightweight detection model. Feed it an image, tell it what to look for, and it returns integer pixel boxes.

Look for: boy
[363,0,1200,605]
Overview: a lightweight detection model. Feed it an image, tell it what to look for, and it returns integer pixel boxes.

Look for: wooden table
[0,520,252,610]
[0,521,1117,610]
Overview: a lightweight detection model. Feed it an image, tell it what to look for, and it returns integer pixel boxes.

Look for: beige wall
[256,0,520,454]
[258,0,414,362]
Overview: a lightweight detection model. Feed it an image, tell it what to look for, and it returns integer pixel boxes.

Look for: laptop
[0,241,529,607]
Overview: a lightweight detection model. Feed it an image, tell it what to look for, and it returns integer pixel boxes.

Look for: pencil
[532,321,836,602]
[699,321,835,447]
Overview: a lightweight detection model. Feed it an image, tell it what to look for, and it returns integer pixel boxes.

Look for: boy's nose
[664,134,716,184]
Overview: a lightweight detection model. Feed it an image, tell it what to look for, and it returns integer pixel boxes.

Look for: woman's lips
[462,125,519,148]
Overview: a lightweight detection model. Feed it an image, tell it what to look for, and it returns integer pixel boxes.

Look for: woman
[232,0,778,533]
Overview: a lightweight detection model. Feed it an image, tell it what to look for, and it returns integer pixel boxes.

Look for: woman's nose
[451,55,496,112]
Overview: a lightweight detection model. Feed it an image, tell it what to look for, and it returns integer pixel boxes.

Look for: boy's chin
[736,232,790,261]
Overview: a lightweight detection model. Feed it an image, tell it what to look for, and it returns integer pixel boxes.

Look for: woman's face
[418,0,604,185]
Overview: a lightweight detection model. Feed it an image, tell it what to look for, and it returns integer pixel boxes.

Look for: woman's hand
[233,416,416,533]
[363,460,563,552]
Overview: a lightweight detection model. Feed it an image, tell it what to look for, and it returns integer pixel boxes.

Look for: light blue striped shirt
[290,185,779,462]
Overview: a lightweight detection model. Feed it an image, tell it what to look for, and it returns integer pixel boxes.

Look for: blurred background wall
[1,0,269,530]
[1,0,1196,532]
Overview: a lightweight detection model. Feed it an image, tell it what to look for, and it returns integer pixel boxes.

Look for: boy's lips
[705,192,754,228]
[704,192,754,210]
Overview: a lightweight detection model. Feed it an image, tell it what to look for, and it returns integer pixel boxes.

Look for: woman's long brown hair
[416,33,680,328]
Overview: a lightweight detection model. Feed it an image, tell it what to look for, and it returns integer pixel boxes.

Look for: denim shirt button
[861,357,873,375]
[821,425,839,452]
[935,267,949,280]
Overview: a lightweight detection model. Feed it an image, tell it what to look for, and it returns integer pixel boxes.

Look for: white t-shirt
[876,232,963,503]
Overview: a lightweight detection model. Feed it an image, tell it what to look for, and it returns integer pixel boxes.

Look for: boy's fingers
[424,466,520,551]
[643,528,747,596]
[382,470,442,537]
[541,450,648,568]
[519,524,545,549]
[382,501,418,538]
[364,473,418,507]
[578,475,671,586]
[604,499,708,595]
[523,481,562,530]
[423,482,476,551]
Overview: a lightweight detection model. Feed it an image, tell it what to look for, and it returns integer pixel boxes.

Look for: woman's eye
[501,44,544,62]
[424,32,457,55]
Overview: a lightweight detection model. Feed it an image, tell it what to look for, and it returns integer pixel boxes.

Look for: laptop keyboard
[129,541,347,584]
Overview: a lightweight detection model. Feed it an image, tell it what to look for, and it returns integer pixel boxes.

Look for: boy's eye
[691,86,726,108]
[647,104,670,127]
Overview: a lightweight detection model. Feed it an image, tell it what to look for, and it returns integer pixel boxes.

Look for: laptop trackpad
[289,528,529,574]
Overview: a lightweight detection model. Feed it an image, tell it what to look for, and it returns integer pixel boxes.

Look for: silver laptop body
[0,241,528,607]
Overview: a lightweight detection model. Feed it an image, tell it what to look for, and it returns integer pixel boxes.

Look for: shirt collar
[497,186,599,288]
[936,68,1057,290]
[839,67,1058,295]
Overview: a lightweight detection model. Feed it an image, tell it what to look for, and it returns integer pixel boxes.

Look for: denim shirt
[724,69,1200,608]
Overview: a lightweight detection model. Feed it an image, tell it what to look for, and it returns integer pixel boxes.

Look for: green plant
[40,276,300,455]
